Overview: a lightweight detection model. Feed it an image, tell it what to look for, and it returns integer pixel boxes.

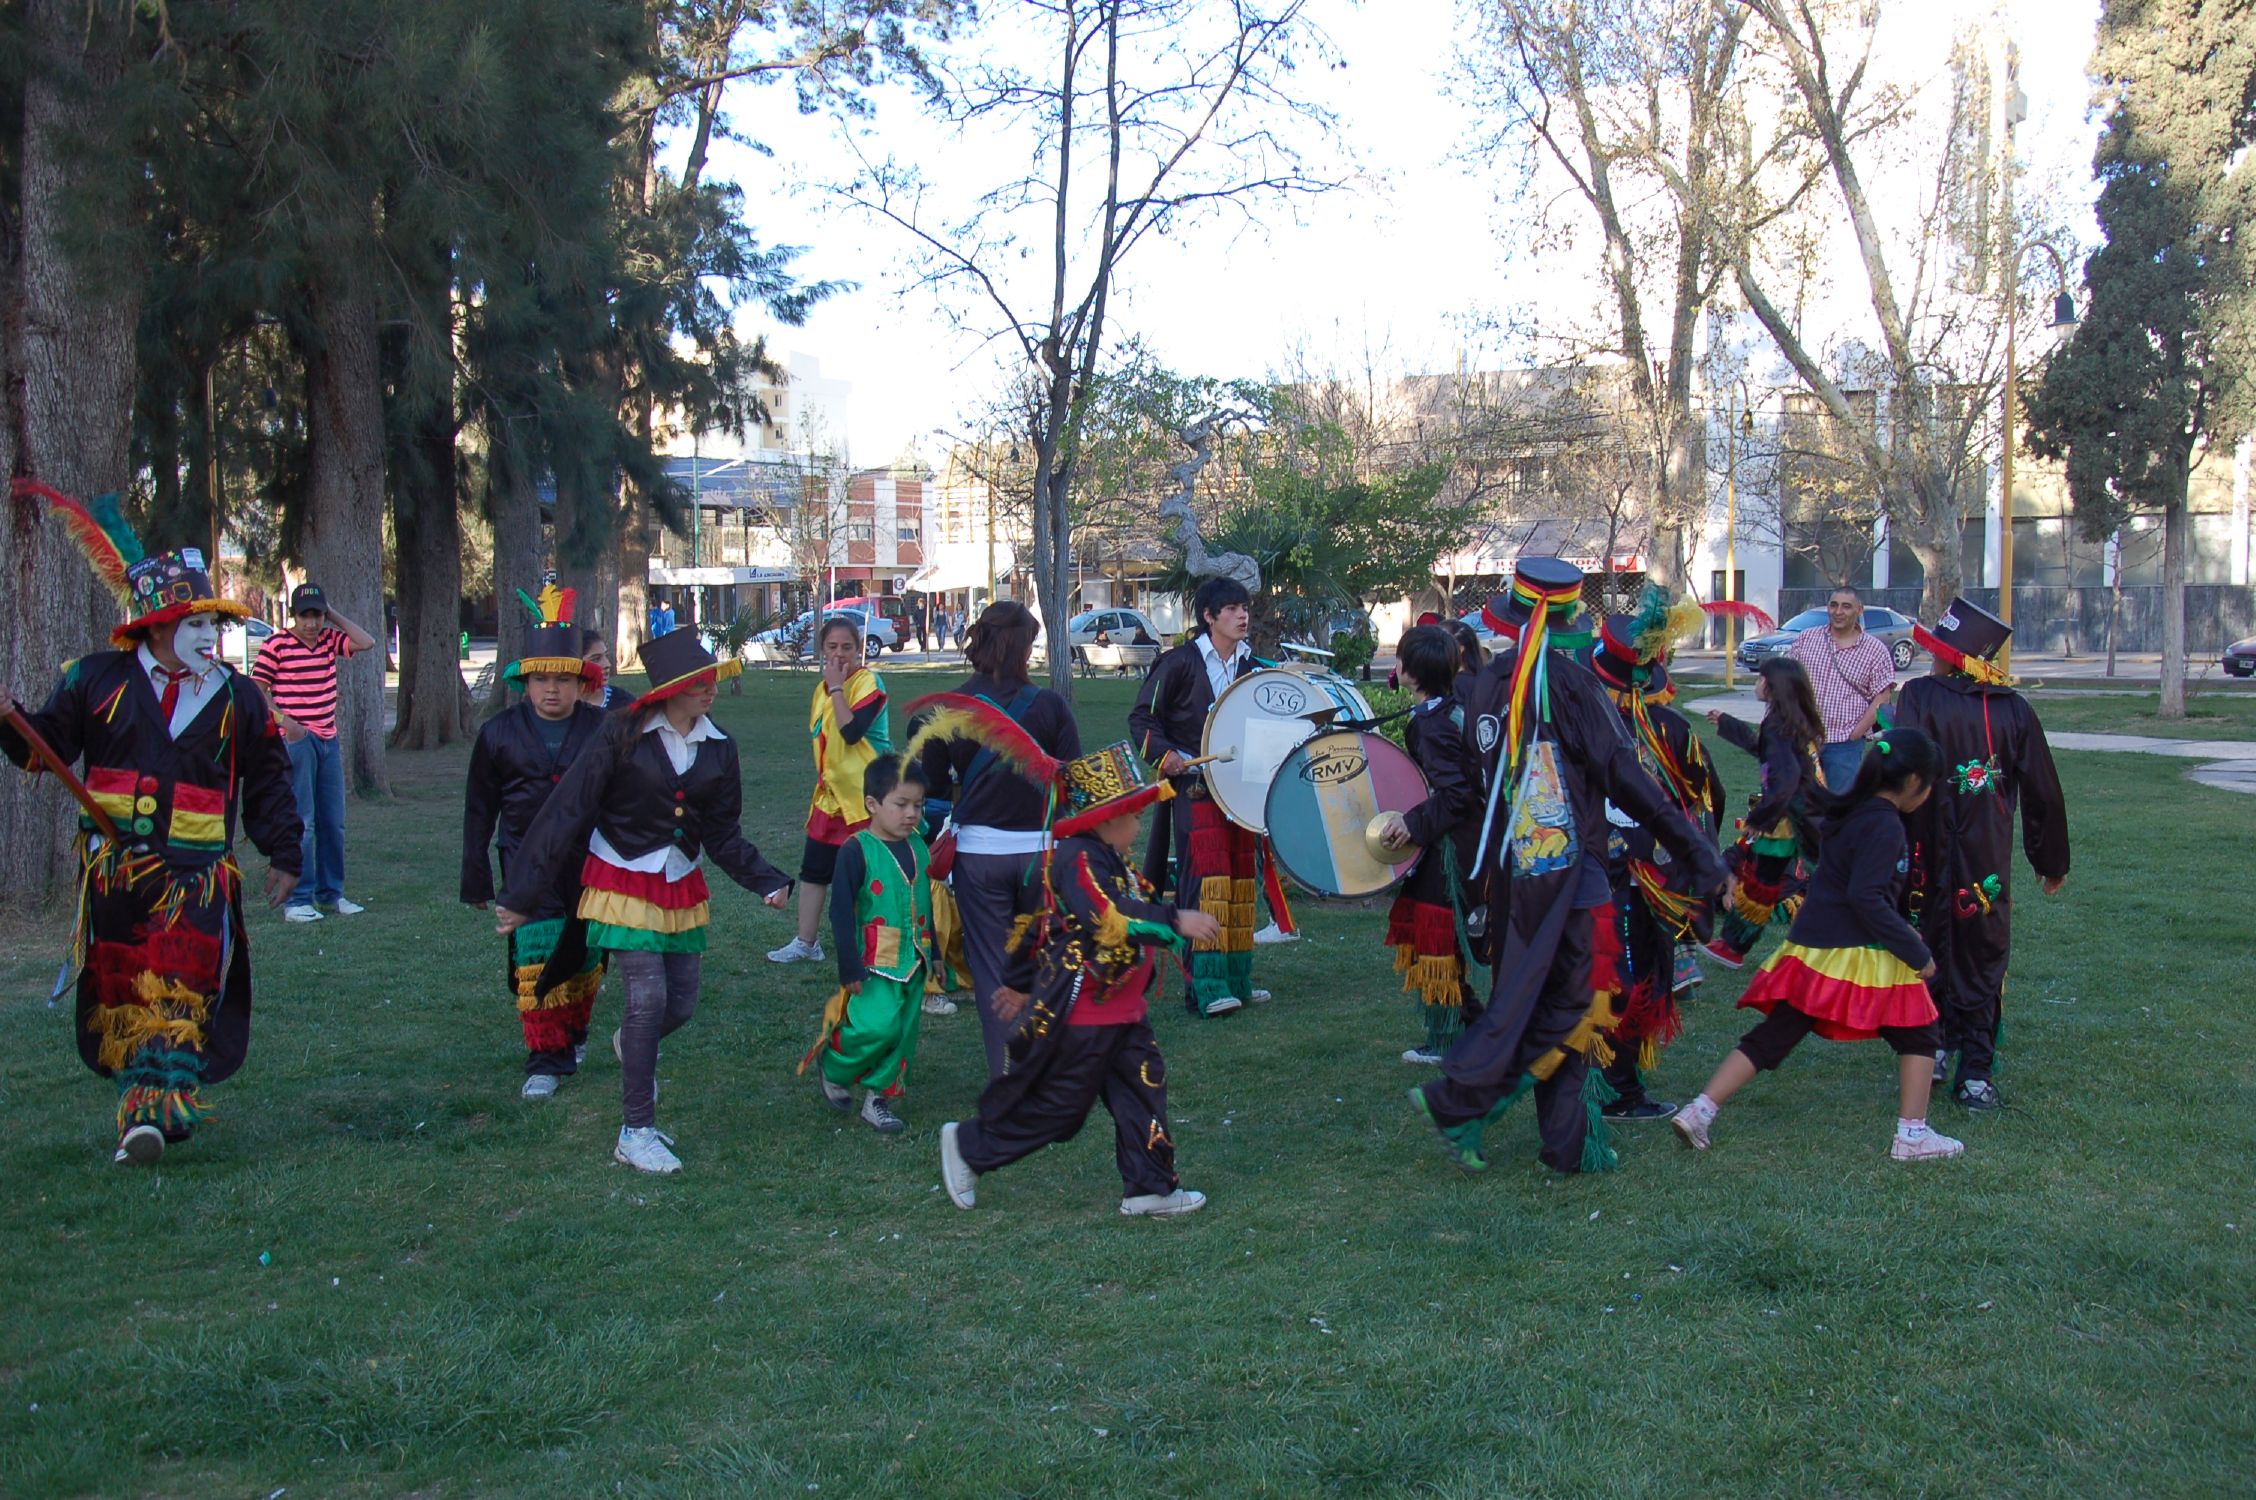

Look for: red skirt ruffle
[578,854,711,910]
[1737,940,1937,1040]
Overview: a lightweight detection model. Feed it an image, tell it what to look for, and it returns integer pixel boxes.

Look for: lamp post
[1997,238,2078,665]
[1723,380,1755,689]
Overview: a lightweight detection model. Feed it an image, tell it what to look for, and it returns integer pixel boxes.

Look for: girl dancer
[1702,657,1825,968]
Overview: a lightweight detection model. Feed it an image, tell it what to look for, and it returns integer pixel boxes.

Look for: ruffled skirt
[1736,940,1937,1041]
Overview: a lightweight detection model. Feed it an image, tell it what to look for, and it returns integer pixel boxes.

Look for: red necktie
[157,666,193,722]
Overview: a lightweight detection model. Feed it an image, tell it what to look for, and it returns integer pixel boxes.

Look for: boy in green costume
[803,756,934,1134]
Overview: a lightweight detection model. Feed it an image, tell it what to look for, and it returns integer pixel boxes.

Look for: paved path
[1685,690,2256,796]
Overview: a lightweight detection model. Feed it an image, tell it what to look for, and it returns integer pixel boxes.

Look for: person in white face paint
[2,492,303,1166]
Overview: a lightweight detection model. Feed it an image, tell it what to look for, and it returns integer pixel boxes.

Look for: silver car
[1737,606,1922,672]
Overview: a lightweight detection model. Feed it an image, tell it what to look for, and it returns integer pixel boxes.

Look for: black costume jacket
[498,714,792,987]
[918,673,1081,832]
[1781,796,1931,972]
[1711,712,1818,844]
[461,701,606,916]
[1892,673,2069,999]
[1441,649,1726,1090]
[982,834,1183,1117]
[2,650,301,1081]
[1398,691,1481,908]
[1129,638,1269,889]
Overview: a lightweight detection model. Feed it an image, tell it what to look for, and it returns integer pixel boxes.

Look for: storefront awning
[1440,517,1646,577]
[647,564,795,586]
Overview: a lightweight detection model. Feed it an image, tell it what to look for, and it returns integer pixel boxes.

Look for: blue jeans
[1819,739,1868,793]
[287,733,347,907]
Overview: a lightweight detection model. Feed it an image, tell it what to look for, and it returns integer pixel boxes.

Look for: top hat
[1585,614,1675,703]
[506,581,601,686]
[1053,740,1175,839]
[117,546,251,647]
[1912,596,2011,682]
[1479,556,1587,638]
[633,625,739,709]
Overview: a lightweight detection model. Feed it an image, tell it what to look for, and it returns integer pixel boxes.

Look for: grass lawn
[2016,688,2256,742]
[1,666,2250,1497]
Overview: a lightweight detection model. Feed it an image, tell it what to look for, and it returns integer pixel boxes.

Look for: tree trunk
[300,259,393,797]
[487,442,542,715]
[387,253,469,751]
[2159,498,2186,719]
[1,0,146,899]
[1900,490,1965,626]
[618,489,652,664]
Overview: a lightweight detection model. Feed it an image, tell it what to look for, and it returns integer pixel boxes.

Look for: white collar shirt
[138,642,226,739]
[588,714,727,879]
[1196,634,1249,701]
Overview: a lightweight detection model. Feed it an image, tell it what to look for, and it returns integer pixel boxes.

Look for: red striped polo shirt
[253,627,356,739]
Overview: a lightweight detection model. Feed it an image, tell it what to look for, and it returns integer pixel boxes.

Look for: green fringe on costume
[587,920,707,954]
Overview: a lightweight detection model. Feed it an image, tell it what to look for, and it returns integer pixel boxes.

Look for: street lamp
[1723,380,1756,689]
[1997,238,2078,663]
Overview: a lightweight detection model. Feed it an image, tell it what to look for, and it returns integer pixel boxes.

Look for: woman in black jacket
[497,629,791,1174]
[915,601,1081,1077]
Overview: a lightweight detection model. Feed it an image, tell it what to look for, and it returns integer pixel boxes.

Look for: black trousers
[1422,906,1597,1173]
[1735,1002,1942,1071]
[957,1019,1177,1197]
[1601,1051,1647,1105]
[952,849,1045,1079]
[1925,908,2011,1081]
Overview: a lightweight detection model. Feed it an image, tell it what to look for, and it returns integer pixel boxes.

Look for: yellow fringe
[1525,987,1623,1083]
[515,961,604,1014]
[91,976,214,1072]
[795,986,855,1075]
[575,887,711,932]
[1393,945,1464,1009]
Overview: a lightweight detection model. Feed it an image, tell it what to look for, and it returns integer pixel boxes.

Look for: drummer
[1129,576,1270,1017]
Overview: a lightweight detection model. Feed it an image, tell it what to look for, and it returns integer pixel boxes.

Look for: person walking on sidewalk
[254,582,377,922]
[1790,585,1898,793]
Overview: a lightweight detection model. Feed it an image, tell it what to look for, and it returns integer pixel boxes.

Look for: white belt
[955,824,1051,857]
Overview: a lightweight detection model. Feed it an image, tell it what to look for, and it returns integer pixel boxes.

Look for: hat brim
[629,659,740,712]
[506,657,602,685]
[1053,781,1174,841]
[1911,625,2009,685]
[111,597,253,648]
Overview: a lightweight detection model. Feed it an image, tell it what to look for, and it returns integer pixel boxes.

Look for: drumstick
[1177,750,1236,770]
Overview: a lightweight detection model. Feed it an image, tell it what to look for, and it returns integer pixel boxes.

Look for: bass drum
[1200,665,1375,832]
[1264,729,1430,898]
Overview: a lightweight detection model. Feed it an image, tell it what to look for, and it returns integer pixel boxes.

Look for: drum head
[1264,729,1431,898]
[1200,666,1376,833]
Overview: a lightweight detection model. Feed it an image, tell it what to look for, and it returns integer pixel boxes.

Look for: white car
[1064,607,1161,652]
[216,617,276,671]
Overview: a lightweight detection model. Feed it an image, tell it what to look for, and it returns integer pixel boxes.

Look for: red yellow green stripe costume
[1735,941,1938,1041]
[578,854,713,954]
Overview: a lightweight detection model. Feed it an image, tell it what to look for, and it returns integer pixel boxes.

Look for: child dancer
[1382,624,1483,1065]
[802,756,935,1135]
[1672,727,1964,1161]
[939,743,1220,1216]
[1702,656,1826,969]
[496,628,792,1174]
[770,616,890,965]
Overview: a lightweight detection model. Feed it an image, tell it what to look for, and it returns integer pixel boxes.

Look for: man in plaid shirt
[1789,585,1898,790]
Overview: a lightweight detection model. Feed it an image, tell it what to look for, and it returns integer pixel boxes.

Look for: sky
[710,0,2106,466]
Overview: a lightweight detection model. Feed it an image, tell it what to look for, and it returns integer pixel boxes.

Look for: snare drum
[1263,729,1431,898]
[1200,665,1374,832]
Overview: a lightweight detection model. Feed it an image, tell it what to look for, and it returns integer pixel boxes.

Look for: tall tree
[1,0,156,898]
[844,0,1340,698]
[2022,0,2252,719]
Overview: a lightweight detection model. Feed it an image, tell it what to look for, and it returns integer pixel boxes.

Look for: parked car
[820,603,901,655]
[216,616,275,671]
[751,606,898,659]
[2224,636,2256,678]
[1065,607,1161,652]
[1737,605,1922,672]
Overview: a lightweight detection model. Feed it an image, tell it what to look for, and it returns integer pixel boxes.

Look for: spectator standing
[1789,585,1898,792]
[647,595,676,642]
[254,583,378,921]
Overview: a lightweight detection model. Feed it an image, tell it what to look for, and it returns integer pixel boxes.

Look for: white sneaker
[1204,995,1243,1016]
[816,1074,852,1112]
[520,1074,559,1099]
[1891,1126,1966,1161]
[1672,1099,1716,1151]
[114,1124,165,1165]
[1402,1047,1444,1066]
[861,1092,906,1134]
[1253,922,1299,945]
[1121,1188,1206,1217]
[283,905,323,923]
[1248,988,1273,1004]
[328,898,367,915]
[766,937,824,964]
[614,1125,681,1174]
[940,1121,977,1208]
[573,1043,588,1068]
[922,994,960,1016]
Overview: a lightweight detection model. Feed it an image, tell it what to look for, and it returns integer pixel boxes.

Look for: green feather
[514,588,544,622]
[90,494,144,566]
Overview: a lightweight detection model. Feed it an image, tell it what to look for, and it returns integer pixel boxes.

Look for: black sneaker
[1954,1078,2002,1111]
[1601,1096,1679,1121]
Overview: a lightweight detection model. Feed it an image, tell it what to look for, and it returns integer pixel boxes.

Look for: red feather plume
[15,479,131,603]
[902,692,1065,788]
[1701,599,1775,634]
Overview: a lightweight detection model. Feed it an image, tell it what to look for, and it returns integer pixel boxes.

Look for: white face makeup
[173,613,223,668]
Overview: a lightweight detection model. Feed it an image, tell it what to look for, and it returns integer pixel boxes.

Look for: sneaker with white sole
[1248,988,1272,1004]
[922,994,960,1016]
[325,898,367,915]
[1955,1078,2002,1112]
[282,905,323,923]
[1203,995,1243,1016]
[1891,1126,1966,1161]
[766,937,824,964]
[1121,1188,1206,1217]
[1671,1098,1716,1151]
[573,1042,588,1068]
[614,1126,681,1174]
[1252,922,1299,945]
[861,1093,906,1134]
[939,1121,977,1208]
[816,1074,852,1112]
[114,1124,166,1165]
[1401,1047,1443,1066]
[1933,1050,1950,1084]
[521,1074,559,1100]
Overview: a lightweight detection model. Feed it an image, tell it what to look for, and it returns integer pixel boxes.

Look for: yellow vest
[807,667,889,828]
